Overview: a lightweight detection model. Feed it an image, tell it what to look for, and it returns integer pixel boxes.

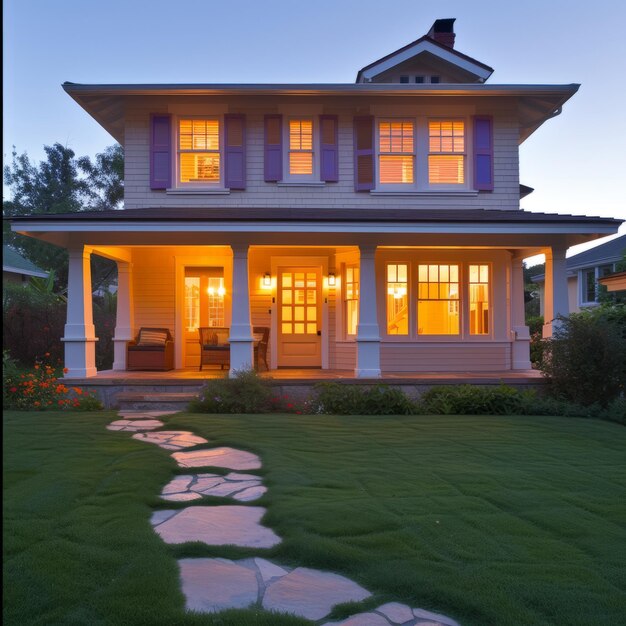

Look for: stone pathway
[161,472,266,502]
[107,410,461,625]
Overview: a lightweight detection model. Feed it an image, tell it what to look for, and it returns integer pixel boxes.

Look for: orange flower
[63,368,68,374]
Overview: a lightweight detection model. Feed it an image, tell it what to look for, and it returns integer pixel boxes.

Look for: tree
[523,261,544,319]
[3,143,124,292]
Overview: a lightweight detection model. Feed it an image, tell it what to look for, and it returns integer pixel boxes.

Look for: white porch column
[112,261,134,370]
[356,244,381,378]
[229,243,254,375]
[543,246,569,338]
[62,246,98,378]
[511,257,531,369]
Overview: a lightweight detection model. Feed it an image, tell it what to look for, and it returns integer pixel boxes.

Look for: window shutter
[353,116,374,191]
[150,114,172,190]
[319,114,338,182]
[225,114,246,189]
[473,116,494,191]
[264,114,283,182]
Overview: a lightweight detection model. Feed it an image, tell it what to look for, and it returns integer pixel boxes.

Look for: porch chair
[199,327,230,371]
[253,326,270,371]
[126,327,174,371]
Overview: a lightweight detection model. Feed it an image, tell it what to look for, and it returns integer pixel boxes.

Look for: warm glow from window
[379,121,414,184]
[184,273,225,330]
[289,119,313,175]
[179,119,220,183]
[184,277,200,331]
[280,271,318,335]
[417,264,459,335]
[469,264,489,335]
[387,264,408,334]
[345,266,359,336]
[428,121,464,184]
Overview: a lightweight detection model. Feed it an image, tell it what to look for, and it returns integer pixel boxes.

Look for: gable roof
[355,34,494,83]
[2,246,49,278]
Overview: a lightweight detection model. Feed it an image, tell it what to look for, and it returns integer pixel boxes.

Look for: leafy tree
[524,261,543,319]
[3,143,124,292]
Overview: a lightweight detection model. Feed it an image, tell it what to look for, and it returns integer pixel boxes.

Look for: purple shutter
[320,115,339,182]
[225,114,246,189]
[473,116,494,191]
[264,114,283,182]
[150,114,172,190]
[353,116,374,191]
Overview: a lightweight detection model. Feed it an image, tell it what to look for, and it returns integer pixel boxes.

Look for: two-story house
[10,18,622,379]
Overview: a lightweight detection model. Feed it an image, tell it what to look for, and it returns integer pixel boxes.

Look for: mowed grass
[4,411,626,625]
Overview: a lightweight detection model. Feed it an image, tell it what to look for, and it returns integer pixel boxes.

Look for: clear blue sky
[4,0,626,259]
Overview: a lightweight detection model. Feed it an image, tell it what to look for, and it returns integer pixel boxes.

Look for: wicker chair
[199,327,230,371]
[253,326,270,371]
[126,327,174,371]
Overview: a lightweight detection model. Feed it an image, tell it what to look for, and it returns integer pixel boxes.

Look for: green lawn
[3,411,626,625]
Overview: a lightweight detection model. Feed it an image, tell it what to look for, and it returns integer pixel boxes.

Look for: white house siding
[380,343,511,371]
[123,96,520,211]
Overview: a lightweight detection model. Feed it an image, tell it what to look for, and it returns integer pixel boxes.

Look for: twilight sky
[3,0,626,259]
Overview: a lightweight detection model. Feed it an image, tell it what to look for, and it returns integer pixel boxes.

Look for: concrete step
[115,391,200,412]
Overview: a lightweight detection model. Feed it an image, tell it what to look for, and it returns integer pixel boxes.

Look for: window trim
[426,118,468,190]
[579,264,615,306]
[283,116,318,182]
[175,115,225,190]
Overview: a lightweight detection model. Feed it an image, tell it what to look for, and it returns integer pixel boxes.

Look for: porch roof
[10,207,621,251]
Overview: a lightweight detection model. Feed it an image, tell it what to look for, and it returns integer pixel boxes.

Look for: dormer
[356,19,494,84]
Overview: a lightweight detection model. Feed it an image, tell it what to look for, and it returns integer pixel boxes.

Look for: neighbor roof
[2,246,49,278]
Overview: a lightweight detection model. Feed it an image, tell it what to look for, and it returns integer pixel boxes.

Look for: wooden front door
[277,267,322,367]
[183,268,225,368]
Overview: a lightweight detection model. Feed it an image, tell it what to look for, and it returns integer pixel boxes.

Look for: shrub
[420,384,530,415]
[189,369,274,413]
[3,355,103,411]
[540,305,626,407]
[313,382,417,415]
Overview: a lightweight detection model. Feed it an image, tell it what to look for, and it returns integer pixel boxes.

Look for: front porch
[69,367,545,409]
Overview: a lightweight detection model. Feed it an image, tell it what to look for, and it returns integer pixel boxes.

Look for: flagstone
[232,485,267,501]
[254,558,288,584]
[172,447,262,470]
[325,613,391,626]
[377,602,415,624]
[132,431,208,450]
[159,473,265,502]
[262,566,371,621]
[107,419,164,431]
[151,506,281,548]
[413,609,460,626]
[150,509,179,526]
[179,558,258,613]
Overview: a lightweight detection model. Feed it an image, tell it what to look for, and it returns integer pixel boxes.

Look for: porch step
[115,391,200,412]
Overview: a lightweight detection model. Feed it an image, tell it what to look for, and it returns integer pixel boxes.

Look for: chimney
[427,18,456,48]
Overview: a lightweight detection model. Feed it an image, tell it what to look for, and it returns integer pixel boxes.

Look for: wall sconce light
[263,272,271,287]
[328,272,336,287]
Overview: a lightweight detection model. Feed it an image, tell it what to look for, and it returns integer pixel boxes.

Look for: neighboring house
[2,246,49,285]
[532,234,626,313]
[8,18,622,378]
[599,271,626,293]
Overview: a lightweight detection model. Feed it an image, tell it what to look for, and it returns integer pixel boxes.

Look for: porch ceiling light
[263,272,271,287]
[328,272,336,287]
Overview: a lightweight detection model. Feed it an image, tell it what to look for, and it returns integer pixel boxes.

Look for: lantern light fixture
[328,272,336,287]
[263,272,271,287]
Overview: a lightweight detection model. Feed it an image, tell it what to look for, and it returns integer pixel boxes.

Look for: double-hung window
[378,120,414,185]
[428,120,465,185]
[417,264,460,335]
[288,118,314,178]
[178,119,221,185]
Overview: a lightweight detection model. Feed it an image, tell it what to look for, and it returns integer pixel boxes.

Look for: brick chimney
[427,18,456,48]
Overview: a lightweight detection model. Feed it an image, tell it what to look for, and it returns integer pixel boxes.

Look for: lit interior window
[417,264,459,335]
[379,121,414,184]
[428,121,464,184]
[469,264,489,335]
[179,119,220,183]
[345,265,360,336]
[387,264,408,334]
[184,270,225,331]
[289,119,313,175]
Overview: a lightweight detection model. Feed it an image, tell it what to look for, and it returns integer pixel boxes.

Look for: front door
[277,267,322,367]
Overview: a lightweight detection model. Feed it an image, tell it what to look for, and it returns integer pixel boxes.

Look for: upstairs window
[289,119,314,177]
[400,75,410,83]
[378,121,414,185]
[179,119,220,184]
[428,120,465,185]
[430,76,440,84]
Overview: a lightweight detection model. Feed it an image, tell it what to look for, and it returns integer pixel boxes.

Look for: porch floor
[71,368,544,386]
